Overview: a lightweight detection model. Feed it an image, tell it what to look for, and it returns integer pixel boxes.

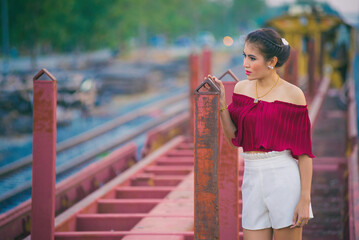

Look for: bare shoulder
[283,81,307,105]
[234,80,250,94]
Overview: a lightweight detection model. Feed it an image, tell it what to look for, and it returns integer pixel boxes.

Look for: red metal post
[31,69,57,240]
[218,70,240,239]
[284,49,298,86]
[190,53,200,137]
[347,76,359,240]
[202,47,212,78]
[194,78,221,240]
[307,39,316,97]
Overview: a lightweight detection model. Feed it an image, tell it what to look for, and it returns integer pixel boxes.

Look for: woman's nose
[243,58,249,68]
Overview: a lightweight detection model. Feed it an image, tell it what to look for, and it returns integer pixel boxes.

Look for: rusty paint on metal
[194,79,220,240]
[31,68,57,240]
[284,49,298,86]
[190,54,200,137]
[195,78,221,94]
[218,70,239,239]
[307,39,316,97]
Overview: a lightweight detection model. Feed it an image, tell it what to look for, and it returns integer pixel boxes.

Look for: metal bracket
[194,69,239,95]
[218,69,239,82]
[33,68,56,81]
[194,77,221,94]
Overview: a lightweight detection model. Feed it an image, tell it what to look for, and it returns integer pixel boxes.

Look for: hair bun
[245,28,291,68]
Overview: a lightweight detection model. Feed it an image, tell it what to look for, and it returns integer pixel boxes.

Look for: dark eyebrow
[243,51,257,58]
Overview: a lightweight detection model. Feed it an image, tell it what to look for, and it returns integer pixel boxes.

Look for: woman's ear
[268,56,278,68]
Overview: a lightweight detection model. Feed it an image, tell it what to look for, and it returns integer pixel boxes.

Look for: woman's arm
[298,155,313,202]
[289,86,313,228]
[219,103,237,149]
[291,154,313,228]
[208,75,238,148]
[290,87,313,228]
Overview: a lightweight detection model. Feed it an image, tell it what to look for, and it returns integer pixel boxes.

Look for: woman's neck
[256,72,279,90]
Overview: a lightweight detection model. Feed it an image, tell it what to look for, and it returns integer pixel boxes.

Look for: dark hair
[245,28,291,67]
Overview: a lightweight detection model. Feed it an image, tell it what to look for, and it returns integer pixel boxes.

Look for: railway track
[0,92,189,212]
[0,109,190,240]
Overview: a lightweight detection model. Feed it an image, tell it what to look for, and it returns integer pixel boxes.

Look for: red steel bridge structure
[0,44,358,240]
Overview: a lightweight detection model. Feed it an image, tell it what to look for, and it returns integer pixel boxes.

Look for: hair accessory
[268,65,274,70]
[281,38,289,46]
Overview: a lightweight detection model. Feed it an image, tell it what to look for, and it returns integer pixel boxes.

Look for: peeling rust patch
[33,82,57,133]
[194,93,220,240]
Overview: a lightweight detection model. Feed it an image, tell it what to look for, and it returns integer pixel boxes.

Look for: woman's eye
[243,53,255,61]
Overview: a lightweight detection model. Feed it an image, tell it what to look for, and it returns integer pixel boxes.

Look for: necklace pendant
[254,98,259,104]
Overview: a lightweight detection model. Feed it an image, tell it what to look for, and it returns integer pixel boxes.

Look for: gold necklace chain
[254,75,280,104]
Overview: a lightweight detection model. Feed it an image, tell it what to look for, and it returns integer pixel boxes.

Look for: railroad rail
[0,91,188,178]
[0,110,190,240]
[0,95,188,207]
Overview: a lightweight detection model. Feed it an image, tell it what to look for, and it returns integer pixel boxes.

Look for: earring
[268,65,273,69]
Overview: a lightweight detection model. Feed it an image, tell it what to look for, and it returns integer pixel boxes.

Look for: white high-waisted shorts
[240,149,314,230]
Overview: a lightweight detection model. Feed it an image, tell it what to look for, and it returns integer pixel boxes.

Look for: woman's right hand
[206,75,226,102]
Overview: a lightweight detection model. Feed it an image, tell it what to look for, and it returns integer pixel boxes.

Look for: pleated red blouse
[228,92,315,160]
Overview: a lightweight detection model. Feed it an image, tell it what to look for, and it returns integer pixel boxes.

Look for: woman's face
[242,42,271,80]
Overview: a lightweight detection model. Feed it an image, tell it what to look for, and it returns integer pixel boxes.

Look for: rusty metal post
[202,47,212,78]
[218,70,239,239]
[284,49,298,86]
[190,53,200,137]
[31,69,57,240]
[194,78,221,240]
[307,39,316,97]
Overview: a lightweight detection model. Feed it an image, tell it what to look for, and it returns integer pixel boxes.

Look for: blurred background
[0,0,359,232]
[0,0,356,133]
[0,0,268,136]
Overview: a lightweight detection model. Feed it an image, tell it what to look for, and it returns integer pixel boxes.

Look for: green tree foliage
[1,0,266,54]
[230,0,267,26]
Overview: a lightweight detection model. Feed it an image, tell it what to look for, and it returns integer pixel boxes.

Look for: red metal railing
[141,112,189,158]
[15,47,355,239]
[346,75,359,240]
[53,136,194,239]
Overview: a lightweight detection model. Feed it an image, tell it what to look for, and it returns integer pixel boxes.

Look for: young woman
[208,28,314,240]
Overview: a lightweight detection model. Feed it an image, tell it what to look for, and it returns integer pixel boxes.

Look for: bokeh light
[223,36,234,47]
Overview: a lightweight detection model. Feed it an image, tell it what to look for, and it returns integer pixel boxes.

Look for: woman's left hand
[290,198,310,228]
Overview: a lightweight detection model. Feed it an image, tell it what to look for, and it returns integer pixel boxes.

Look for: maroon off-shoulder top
[228,92,315,160]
